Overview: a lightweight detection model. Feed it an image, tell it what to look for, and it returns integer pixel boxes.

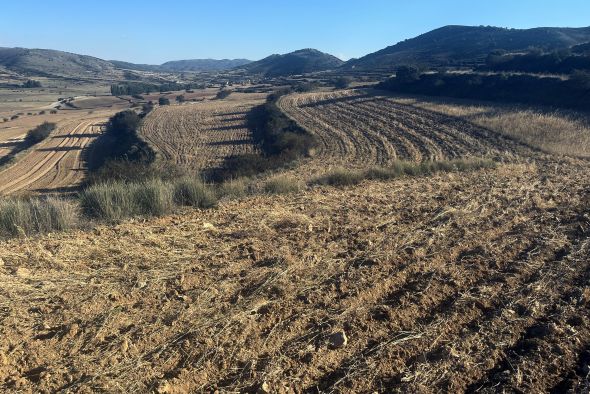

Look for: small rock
[120,338,129,353]
[203,222,216,230]
[257,381,271,394]
[328,331,348,349]
[0,257,4,267]
[68,323,79,337]
[137,280,147,289]
[0,351,8,365]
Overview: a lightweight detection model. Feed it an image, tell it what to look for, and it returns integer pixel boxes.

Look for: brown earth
[139,93,266,171]
[0,156,589,393]
[0,111,117,195]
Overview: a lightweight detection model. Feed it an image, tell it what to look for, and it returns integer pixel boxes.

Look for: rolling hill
[111,59,252,73]
[345,25,590,71]
[237,49,344,76]
[0,47,120,79]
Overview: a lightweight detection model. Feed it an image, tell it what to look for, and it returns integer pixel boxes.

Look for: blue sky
[1,0,589,64]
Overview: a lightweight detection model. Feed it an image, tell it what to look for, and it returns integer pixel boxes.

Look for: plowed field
[278,90,530,165]
[0,113,111,194]
[140,94,266,170]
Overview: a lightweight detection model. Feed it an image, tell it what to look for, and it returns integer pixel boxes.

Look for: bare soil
[0,156,589,393]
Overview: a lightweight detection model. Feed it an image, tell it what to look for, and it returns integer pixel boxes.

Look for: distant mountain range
[345,25,590,71]
[1,25,589,80]
[0,47,119,79]
[111,59,252,73]
[236,49,344,76]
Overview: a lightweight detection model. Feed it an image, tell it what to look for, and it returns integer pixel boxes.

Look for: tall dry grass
[0,197,79,237]
[393,97,590,158]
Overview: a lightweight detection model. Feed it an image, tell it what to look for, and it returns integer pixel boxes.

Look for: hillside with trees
[237,49,344,76]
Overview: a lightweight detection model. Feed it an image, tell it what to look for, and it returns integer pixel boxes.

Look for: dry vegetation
[388,94,590,158]
[1,85,590,392]
[140,93,267,171]
[278,90,529,167]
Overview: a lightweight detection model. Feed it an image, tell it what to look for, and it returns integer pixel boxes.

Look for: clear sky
[1,0,589,64]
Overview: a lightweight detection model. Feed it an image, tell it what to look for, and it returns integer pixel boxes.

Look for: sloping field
[278,90,529,166]
[140,93,266,170]
[0,158,589,392]
[0,112,112,194]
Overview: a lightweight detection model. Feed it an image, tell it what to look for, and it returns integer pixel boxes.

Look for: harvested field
[0,158,589,392]
[278,90,531,166]
[0,112,113,194]
[140,93,266,171]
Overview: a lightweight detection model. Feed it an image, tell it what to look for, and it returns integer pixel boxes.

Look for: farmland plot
[0,112,111,194]
[140,93,266,171]
[278,90,530,166]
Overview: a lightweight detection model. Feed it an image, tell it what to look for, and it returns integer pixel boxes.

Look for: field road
[0,113,111,195]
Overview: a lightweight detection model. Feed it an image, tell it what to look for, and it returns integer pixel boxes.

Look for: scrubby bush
[215,90,232,100]
[10,115,19,120]
[50,110,58,114]
[173,178,217,208]
[263,176,302,194]
[22,80,42,88]
[0,197,78,237]
[217,178,248,198]
[333,76,352,89]
[314,168,364,186]
[132,179,174,216]
[158,97,170,105]
[25,122,56,144]
[175,95,185,103]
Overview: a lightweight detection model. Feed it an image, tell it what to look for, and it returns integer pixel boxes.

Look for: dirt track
[140,94,265,171]
[278,90,530,165]
[0,114,110,194]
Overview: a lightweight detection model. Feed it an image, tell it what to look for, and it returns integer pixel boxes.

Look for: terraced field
[140,93,266,170]
[278,90,529,165]
[0,113,110,194]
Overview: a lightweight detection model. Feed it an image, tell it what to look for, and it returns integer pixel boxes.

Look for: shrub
[314,168,364,186]
[132,179,174,216]
[158,97,170,105]
[173,178,217,208]
[22,80,42,88]
[263,176,302,194]
[0,197,79,237]
[175,95,186,103]
[25,122,56,144]
[79,182,135,221]
[217,178,248,198]
[333,76,352,89]
[50,110,58,114]
[2,118,7,122]
[215,90,232,100]
[10,115,19,120]
[38,110,46,115]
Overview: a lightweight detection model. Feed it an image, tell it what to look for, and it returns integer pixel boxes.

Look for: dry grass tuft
[263,175,302,194]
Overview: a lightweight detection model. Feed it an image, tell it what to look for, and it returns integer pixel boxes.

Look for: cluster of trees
[213,91,316,179]
[215,90,232,100]
[22,80,42,88]
[378,66,590,109]
[110,82,204,96]
[158,97,170,105]
[483,49,590,74]
[25,122,55,144]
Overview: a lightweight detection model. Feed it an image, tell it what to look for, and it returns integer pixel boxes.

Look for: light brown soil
[139,93,266,171]
[1,157,589,393]
[0,111,115,194]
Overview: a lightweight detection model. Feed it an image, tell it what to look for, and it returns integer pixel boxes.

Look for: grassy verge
[314,159,496,186]
[0,159,495,239]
